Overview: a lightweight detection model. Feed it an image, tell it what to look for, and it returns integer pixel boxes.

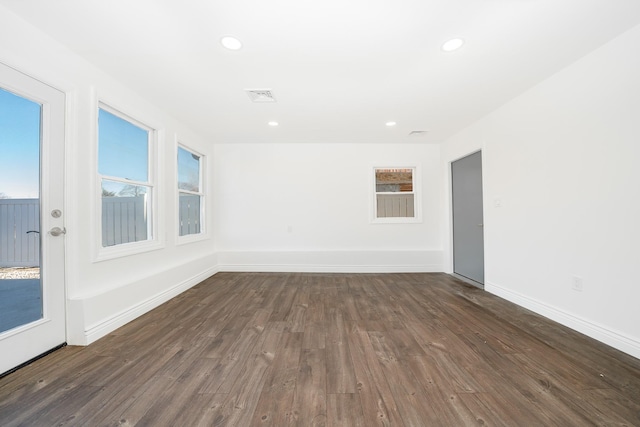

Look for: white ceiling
[2,0,640,144]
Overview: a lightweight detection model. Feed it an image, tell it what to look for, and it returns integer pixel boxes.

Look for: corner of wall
[485,282,640,360]
[66,298,87,346]
[68,255,219,345]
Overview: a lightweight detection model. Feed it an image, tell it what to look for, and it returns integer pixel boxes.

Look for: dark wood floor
[1,273,639,426]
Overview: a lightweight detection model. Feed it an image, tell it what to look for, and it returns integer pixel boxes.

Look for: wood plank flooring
[1,272,639,426]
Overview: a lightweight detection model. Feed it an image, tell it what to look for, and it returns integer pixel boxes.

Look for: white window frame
[176,140,207,244]
[371,165,422,224]
[94,101,163,261]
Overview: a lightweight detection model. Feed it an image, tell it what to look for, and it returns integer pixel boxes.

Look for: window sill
[371,217,423,224]
[176,232,209,246]
[94,239,165,262]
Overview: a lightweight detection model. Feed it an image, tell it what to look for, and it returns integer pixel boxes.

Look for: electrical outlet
[571,276,584,292]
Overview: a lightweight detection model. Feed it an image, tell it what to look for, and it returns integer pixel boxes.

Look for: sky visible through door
[0,86,42,334]
[0,87,40,199]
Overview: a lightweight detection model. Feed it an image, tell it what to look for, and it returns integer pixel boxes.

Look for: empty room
[1,0,639,425]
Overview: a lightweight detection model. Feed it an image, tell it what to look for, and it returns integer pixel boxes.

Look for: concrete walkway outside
[0,279,42,333]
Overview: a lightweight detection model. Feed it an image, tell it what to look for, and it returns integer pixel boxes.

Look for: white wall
[443,24,640,358]
[214,142,444,272]
[0,7,217,345]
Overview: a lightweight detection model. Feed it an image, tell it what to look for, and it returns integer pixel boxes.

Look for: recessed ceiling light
[386,121,397,127]
[220,36,242,50]
[442,38,464,52]
[268,121,279,127]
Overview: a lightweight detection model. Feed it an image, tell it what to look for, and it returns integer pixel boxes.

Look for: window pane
[376,193,415,218]
[177,147,200,192]
[98,108,148,182]
[102,180,149,247]
[0,88,41,199]
[0,87,43,333]
[179,193,201,236]
[375,169,413,192]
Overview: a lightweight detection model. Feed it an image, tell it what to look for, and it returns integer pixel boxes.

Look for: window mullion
[178,189,203,197]
[101,175,151,187]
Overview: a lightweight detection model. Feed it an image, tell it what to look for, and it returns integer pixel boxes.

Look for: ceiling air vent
[245,89,277,103]
[408,131,428,137]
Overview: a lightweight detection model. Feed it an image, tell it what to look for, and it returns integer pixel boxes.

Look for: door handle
[49,227,66,237]
[477,224,483,227]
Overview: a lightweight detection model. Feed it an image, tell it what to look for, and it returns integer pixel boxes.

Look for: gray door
[452,151,484,286]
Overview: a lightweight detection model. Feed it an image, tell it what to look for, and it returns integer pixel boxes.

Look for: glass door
[0,63,65,376]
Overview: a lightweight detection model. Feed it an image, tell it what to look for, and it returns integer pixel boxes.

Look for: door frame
[0,60,68,376]
[446,148,486,288]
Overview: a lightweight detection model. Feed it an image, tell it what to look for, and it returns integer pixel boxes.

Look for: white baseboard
[217,250,443,273]
[217,264,442,273]
[485,281,640,360]
[81,266,219,345]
